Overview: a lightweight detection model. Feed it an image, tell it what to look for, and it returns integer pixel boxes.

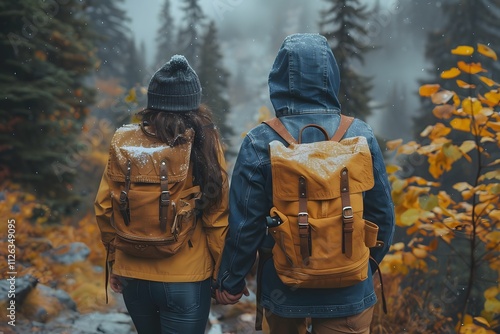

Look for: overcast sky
[123,0,399,66]
[124,0,318,65]
[122,0,418,141]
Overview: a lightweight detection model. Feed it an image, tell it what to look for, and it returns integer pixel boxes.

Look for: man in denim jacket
[216,33,395,334]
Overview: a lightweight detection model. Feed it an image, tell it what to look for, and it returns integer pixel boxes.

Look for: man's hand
[215,286,250,305]
[109,273,123,293]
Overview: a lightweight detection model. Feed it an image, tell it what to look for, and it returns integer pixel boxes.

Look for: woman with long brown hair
[95,55,229,334]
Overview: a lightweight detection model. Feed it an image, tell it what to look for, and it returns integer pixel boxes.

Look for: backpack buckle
[298,212,309,226]
[119,190,130,226]
[119,190,128,204]
[160,191,170,206]
[342,206,353,219]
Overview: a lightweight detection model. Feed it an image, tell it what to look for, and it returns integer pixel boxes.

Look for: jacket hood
[268,33,341,117]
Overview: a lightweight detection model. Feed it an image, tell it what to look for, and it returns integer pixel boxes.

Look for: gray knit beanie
[147,55,202,112]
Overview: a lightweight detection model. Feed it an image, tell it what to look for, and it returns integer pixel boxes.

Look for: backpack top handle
[298,124,329,144]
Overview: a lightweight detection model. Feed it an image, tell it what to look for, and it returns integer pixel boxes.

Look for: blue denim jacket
[217,34,395,318]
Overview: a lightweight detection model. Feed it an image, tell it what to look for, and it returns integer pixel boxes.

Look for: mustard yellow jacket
[94,124,229,282]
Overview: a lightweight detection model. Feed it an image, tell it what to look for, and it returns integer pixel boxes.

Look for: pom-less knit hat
[147,55,202,112]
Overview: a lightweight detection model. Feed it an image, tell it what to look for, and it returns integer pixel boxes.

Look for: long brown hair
[138,105,227,213]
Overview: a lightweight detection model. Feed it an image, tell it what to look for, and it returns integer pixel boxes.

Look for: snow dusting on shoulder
[115,124,139,133]
[121,145,168,156]
[120,145,171,167]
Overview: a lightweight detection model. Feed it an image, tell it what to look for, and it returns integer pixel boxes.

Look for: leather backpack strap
[104,247,110,304]
[370,256,388,314]
[255,250,273,331]
[340,167,354,258]
[335,115,355,257]
[119,160,131,226]
[331,115,354,142]
[159,160,170,232]
[298,176,311,265]
[263,118,297,145]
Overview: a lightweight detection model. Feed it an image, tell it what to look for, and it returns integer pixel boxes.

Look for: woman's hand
[215,286,250,305]
[109,273,124,293]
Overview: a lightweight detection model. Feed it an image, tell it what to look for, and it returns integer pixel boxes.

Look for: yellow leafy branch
[387,43,500,329]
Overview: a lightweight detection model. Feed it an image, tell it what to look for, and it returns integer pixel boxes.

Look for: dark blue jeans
[121,278,211,334]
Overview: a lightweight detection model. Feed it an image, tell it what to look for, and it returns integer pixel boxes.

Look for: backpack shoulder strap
[331,115,354,142]
[263,118,297,145]
[265,115,354,144]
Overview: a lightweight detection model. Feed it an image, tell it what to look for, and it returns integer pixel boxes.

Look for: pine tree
[87,0,131,79]
[177,0,205,68]
[407,0,500,191]
[122,37,146,89]
[155,0,176,68]
[90,34,145,130]
[396,0,444,37]
[426,0,500,76]
[0,0,96,211]
[382,82,411,142]
[414,0,500,138]
[86,0,142,129]
[319,0,374,120]
[198,21,234,154]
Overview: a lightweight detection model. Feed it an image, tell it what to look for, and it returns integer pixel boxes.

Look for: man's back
[217,33,395,334]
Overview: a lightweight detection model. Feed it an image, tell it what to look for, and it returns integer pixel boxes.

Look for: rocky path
[0,241,260,333]
[1,284,259,334]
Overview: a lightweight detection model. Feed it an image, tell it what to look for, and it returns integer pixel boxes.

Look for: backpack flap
[107,124,194,184]
[270,136,374,201]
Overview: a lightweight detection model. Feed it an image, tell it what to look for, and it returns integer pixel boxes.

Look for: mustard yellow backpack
[106,123,201,258]
[264,115,382,288]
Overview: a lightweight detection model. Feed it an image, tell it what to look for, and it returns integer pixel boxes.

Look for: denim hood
[269,33,341,117]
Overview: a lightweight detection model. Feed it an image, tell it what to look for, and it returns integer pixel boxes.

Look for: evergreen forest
[0,1,499,333]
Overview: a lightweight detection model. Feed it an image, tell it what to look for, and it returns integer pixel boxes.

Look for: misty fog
[124,0,437,144]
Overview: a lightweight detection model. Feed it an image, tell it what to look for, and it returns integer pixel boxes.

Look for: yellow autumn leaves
[421,44,500,119]
[451,44,498,60]
[408,44,500,179]
[444,44,498,78]
[385,43,500,330]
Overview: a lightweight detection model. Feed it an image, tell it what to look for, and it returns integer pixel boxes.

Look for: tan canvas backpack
[264,115,382,288]
[106,123,201,258]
